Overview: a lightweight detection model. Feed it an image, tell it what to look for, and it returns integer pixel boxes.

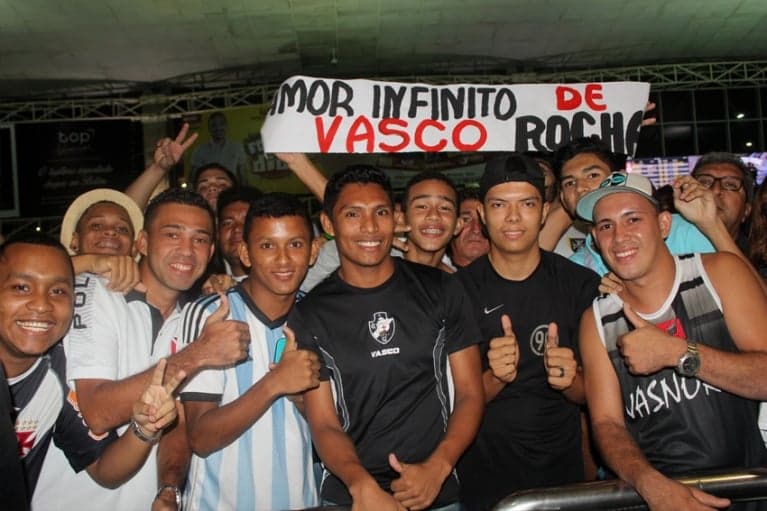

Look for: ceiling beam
[0,60,765,123]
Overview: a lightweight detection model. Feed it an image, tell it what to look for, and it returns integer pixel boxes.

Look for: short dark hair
[244,192,312,240]
[457,186,481,205]
[400,171,458,211]
[0,233,74,283]
[692,152,755,201]
[144,188,216,232]
[193,163,238,189]
[553,136,623,179]
[323,165,394,218]
[217,186,263,224]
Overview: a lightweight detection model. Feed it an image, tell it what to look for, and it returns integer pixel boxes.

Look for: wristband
[130,419,161,443]
[155,484,182,509]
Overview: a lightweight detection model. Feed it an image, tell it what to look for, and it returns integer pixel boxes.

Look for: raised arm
[74,295,250,434]
[126,124,198,209]
[71,255,140,293]
[673,175,767,294]
[85,360,183,488]
[276,153,328,201]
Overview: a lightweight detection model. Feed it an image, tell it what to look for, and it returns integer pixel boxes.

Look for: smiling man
[455,153,600,510]
[577,172,767,511]
[399,171,463,272]
[289,165,484,511]
[180,193,321,510]
[0,234,181,508]
[193,164,238,212]
[59,188,145,293]
[53,189,251,511]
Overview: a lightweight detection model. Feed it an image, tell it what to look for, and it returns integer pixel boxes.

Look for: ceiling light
[736,113,745,119]
[746,141,753,147]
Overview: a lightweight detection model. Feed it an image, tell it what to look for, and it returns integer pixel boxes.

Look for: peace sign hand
[132,358,186,435]
[153,123,198,172]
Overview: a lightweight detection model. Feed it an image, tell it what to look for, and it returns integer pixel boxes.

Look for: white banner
[261,76,650,155]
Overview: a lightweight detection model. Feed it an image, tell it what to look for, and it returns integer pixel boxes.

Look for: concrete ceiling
[0,0,766,100]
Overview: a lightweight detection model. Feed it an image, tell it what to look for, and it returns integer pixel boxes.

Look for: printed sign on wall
[16,120,144,217]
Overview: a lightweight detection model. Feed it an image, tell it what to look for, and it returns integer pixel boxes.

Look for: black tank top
[594,253,767,475]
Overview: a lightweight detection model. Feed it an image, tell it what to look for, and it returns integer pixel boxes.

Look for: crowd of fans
[3,117,767,511]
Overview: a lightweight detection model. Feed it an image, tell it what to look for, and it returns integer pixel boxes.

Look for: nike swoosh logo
[483,304,504,314]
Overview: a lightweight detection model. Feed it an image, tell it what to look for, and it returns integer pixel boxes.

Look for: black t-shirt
[289,258,481,506]
[456,251,600,510]
[0,363,28,510]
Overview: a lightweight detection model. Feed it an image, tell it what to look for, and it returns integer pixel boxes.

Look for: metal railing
[494,468,767,511]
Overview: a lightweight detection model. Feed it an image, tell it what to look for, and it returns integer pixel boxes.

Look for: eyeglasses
[694,173,744,192]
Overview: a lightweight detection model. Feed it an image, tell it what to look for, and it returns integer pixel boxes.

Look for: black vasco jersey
[289,258,481,507]
[456,251,600,511]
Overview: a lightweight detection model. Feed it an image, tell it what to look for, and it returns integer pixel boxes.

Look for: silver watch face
[679,352,700,376]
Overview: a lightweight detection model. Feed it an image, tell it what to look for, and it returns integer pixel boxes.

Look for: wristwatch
[156,484,182,509]
[676,341,700,377]
[130,419,160,444]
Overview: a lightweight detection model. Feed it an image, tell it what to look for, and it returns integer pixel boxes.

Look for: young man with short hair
[180,193,321,510]
[60,188,145,293]
[0,234,181,506]
[214,187,262,279]
[578,172,767,511]
[456,153,601,510]
[290,165,484,510]
[198,186,263,295]
[546,137,715,275]
[398,171,463,272]
[56,189,251,511]
[193,163,238,212]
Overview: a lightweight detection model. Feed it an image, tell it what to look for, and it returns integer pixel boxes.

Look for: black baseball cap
[479,153,545,201]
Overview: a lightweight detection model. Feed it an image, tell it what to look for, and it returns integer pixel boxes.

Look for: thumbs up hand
[543,322,577,390]
[617,303,687,375]
[488,314,520,383]
[389,453,449,510]
[193,293,251,369]
[269,324,321,396]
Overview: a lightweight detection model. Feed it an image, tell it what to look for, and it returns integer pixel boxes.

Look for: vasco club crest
[368,312,396,345]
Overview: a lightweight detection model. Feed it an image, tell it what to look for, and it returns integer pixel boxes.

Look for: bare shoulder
[700,251,741,270]
[700,251,754,288]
